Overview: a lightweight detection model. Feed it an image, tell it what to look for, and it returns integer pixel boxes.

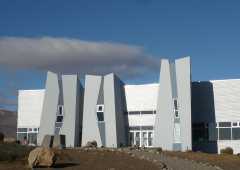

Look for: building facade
[17,57,240,153]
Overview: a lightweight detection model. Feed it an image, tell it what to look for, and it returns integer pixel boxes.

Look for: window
[219,128,231,140]
[148,132,153,146]
[232,128,240,140]
[56,116,63,123]
[17,128,27,133]
[233,122,238,127]
[173,99,179,118]
[175,110,179,118]
[128,111,140,115]
[58,105,64,115]
[97,112,104,122]
[141,111,154,114]
[174,99,178,110]
[135,132,140,146]
[219,122,231,127]
[96,105,104,112]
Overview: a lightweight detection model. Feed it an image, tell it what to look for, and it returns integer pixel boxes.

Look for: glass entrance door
[129,130,153,147]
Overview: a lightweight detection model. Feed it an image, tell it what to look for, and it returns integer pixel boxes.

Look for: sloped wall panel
[60,75,82,147]
[175,57,192,151]
[153,59,174,150]
[38,71,59,145]
[81,75,102,146]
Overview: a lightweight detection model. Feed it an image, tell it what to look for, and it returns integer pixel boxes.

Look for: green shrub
[156,147,162,153]
[0,143,34,161]
[220,147,233,155]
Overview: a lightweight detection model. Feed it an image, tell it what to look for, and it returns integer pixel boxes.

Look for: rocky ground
[1,145,240,170]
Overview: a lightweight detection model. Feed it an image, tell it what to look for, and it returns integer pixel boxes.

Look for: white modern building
[17,57,240,153]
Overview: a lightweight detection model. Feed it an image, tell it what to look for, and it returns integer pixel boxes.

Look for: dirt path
[130,150,223,170]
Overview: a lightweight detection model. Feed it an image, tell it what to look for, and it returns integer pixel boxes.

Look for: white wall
[217,140,240,154]
[128,114,156,127]
[17,90,45,128]
[124,84,159,112]
[211,79,240,122]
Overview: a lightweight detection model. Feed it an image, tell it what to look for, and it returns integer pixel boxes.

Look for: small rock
[85,140,97,148]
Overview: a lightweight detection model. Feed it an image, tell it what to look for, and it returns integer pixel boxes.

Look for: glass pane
[56,116,63,122]
[232,128,240,140]
[141,126,153,130]
[135,132,140,146]
[129,132,134,146]
[129,126,140,130]
[97,112,104,121]
[219,122,231,127]
[219,128,231,140]
[142,132,148,147]
[17,133,27,143]
[232,122,238,127]
[17,128,27,132]
[141,111,153,114]
[174,99,178,110]
[28,133,37,145]
[148,132,153,146]
[128,111,140,115]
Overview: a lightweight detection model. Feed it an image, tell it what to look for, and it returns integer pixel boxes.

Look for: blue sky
[0,0,240,110]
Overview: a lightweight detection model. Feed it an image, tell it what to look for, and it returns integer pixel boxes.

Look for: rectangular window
[56,116,63,123]
[219,122,231,127]
[232,128,240,140]
[174,99,178,110]
[58,105,64,115]
[129,126,141,130]
[128,111,140,115]
[97,112,104,122]
[148,132,153,146]
[141,126,153,130]
[135,132,140,146]
[232,122,238,127]
[175,110,179,118]
[96,105,104,112]
[141,111,154,114]
[17,128,27,133]
[219,128,231,140]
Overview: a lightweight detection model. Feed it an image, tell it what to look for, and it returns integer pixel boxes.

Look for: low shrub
[156,147,162,153]
[220,147,233,155]
[0,132,4,143]
[0,143,34,161]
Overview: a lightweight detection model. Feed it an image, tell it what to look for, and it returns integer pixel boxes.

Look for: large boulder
[85,140,97,148]
[28,147,57,168]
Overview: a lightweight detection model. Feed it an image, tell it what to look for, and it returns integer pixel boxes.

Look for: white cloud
[0,37,159,78]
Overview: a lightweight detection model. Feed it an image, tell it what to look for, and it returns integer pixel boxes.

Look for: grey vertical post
[60,74,82,147]
[175,57,192,151]
[38,71,59,145]
[81,75,102,146]
[153,59,174,150]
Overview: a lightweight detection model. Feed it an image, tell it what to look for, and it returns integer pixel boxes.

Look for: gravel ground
[130,150,223,170]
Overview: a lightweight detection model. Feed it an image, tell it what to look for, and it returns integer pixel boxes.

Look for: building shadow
[191,81,218,153]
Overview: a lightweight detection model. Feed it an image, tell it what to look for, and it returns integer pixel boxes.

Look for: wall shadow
[191,81,218,153]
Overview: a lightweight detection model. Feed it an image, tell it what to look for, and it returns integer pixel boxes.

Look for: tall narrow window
[173,99,179,118]
[96,105,104,122]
